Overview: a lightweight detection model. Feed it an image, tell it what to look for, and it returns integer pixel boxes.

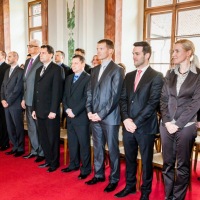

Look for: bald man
[1,51,24,157]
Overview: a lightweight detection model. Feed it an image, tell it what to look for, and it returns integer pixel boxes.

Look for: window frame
[28,0,48,44]
[143,0,200,69]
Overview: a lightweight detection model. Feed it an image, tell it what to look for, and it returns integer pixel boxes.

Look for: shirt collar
[172,64,197,75]
[43,61,52,69]
[32,53,40,61]
[75,71,83,76]
[137,65,149,73]
[56,62,62,66]
[11,65,18,69]
[101,59,112,68]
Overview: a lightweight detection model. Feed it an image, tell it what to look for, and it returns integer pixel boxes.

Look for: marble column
[105,0,122,62]
[0,0,10,52]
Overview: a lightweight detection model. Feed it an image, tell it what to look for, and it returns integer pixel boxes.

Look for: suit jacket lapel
[128,71,136,99]
[67,75,73,95]
[25,56,40,79]
[168,71,177,96]
[98,61,114,85]
[134,66,153,93]
[6,66,18,85]
[93,66,100,86]
[4,69,10,85]
[38,62,52,81]
[178,71,195,97]
[70,72,86,96]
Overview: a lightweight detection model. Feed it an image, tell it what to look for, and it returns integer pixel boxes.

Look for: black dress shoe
[85,177,105,185]
[61,166,79,173]
[23,153,36,159]
[115,187,136,198]
[78,173,90,180]
[14,151,25,157]
[140,193,149,200]
[5,149,17,155]
[35,156,45,162]
[47,166,58,172]
[38,163,50,168]
[104,182,118,192]
[0,145,10,151]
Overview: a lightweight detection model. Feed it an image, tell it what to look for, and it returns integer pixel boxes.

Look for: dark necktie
[25,58,34,76]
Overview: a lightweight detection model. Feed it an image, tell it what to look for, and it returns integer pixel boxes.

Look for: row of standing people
[0,38,200,200]
[61,39,200,200]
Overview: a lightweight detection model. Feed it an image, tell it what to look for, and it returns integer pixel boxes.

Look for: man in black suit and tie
[1,51,24,157]
[61,55,91,179]
[32,45,63,172]
[22,39,44,162]
[85,39,124,192]
[115,41,163,200]
[0,51,10,151]
[74,48,91,74]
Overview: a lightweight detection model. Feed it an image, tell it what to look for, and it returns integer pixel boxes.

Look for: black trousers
[37,116,60,168]
[123,129,155,195]
[0,105,9,147]
[67,122,91,175]
[160,123,196,200]
[91,122,120,183]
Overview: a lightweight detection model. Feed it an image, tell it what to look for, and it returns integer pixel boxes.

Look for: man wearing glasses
[21,39,45,162]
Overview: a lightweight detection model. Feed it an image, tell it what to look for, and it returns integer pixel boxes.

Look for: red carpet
[0,141,200,200]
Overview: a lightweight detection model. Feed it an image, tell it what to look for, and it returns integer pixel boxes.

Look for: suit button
[132,101,134,103]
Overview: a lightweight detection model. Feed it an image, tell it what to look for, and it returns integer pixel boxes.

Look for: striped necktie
[40,66,46,76]
[25,58,34,76]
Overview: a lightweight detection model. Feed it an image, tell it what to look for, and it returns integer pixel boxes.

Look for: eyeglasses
[27,45,38,48]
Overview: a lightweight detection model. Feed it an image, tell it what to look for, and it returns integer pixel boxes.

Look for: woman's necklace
[178,67,189,76]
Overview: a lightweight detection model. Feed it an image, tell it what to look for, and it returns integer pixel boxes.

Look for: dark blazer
[23,55,43,106]
[160,67,200,128]
[85,63,91,74]
[60,63,73,77]
[120,66,163,134]
[86,60,124,125]
[0,62,10,88]
[32,62,63,119]
[0,62,10,109]
[63,71,90,125]
[1,66,24,109]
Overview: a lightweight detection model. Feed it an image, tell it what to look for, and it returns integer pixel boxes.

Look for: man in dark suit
[115,41,163,200]
[85,39,124,192]
[61,55,91,179]
[55,50,72,77]
[22,39,44,162]
[0,51,10,151]
[74,48,91,74]
[32,45,64,173]
[1,51,24,157]
[55,50,72,128]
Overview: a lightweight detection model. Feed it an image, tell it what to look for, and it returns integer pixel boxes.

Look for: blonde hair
[175,39,199,68]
